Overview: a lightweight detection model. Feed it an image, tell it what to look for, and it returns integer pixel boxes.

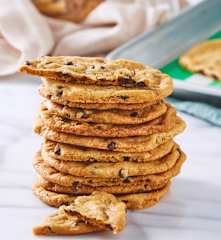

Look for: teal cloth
[168,98,221,127]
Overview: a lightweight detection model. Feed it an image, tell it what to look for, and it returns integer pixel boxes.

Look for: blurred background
[2,0,221,126]
[0,0,201,76]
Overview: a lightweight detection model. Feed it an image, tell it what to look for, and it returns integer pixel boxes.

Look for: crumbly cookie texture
[40,77,171,104]
[33,191,126,235]
[179,39,221,82]
[33,205,101,235]
[41,146,180,178]
[41,98,168,125]
[33,148,186,187]
[34,116,186,152]
[42,139,175,162]
[64,191,126,234]
[39,104,176,137]
[19,56,173,90]
[33,183,170,209]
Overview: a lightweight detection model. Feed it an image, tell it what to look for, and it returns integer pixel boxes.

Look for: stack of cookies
[19,56,186,210]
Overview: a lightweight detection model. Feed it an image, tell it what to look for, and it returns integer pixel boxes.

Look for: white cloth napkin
[0,0,192,76]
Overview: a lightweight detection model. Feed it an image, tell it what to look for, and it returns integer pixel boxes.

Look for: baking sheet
[107,0,221,106]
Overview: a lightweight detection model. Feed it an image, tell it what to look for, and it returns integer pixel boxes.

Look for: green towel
[168,98,221,127]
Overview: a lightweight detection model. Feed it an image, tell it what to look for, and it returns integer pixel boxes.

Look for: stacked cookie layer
[20,56,186,210]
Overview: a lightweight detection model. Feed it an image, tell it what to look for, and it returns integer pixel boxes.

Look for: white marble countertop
[1,74,221,240]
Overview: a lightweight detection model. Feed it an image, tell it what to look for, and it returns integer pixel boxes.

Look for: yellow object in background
[179,39,221,83]
[32,0,103,23]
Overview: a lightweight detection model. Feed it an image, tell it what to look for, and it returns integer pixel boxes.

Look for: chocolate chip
[137,82,146,88]
[107,224,114,231]
[46,226,53,233]
[119,78,136,87]
[211,74,218,80]
[56,89,63,97]
[66,209,78,216]
[25,60,31,65]
[130,111,138,117]
[123,177,130,183]
[119,96,129,100]
[54,144,61,155]
[107,142,116,151]
[65,61,73,65]
[41,105,47,111]
[65,113,71,118]
[123,156,130,161]
[62,117,72,123]
[198,70,205,75]
[62,73,70,78]
[89,65,96,69]
[100,65,105,69]
[96,125,103,130]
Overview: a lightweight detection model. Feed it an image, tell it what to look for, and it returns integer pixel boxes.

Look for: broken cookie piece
[33,191,126,235]
[64,191,126,234]
[33,206,101,235]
